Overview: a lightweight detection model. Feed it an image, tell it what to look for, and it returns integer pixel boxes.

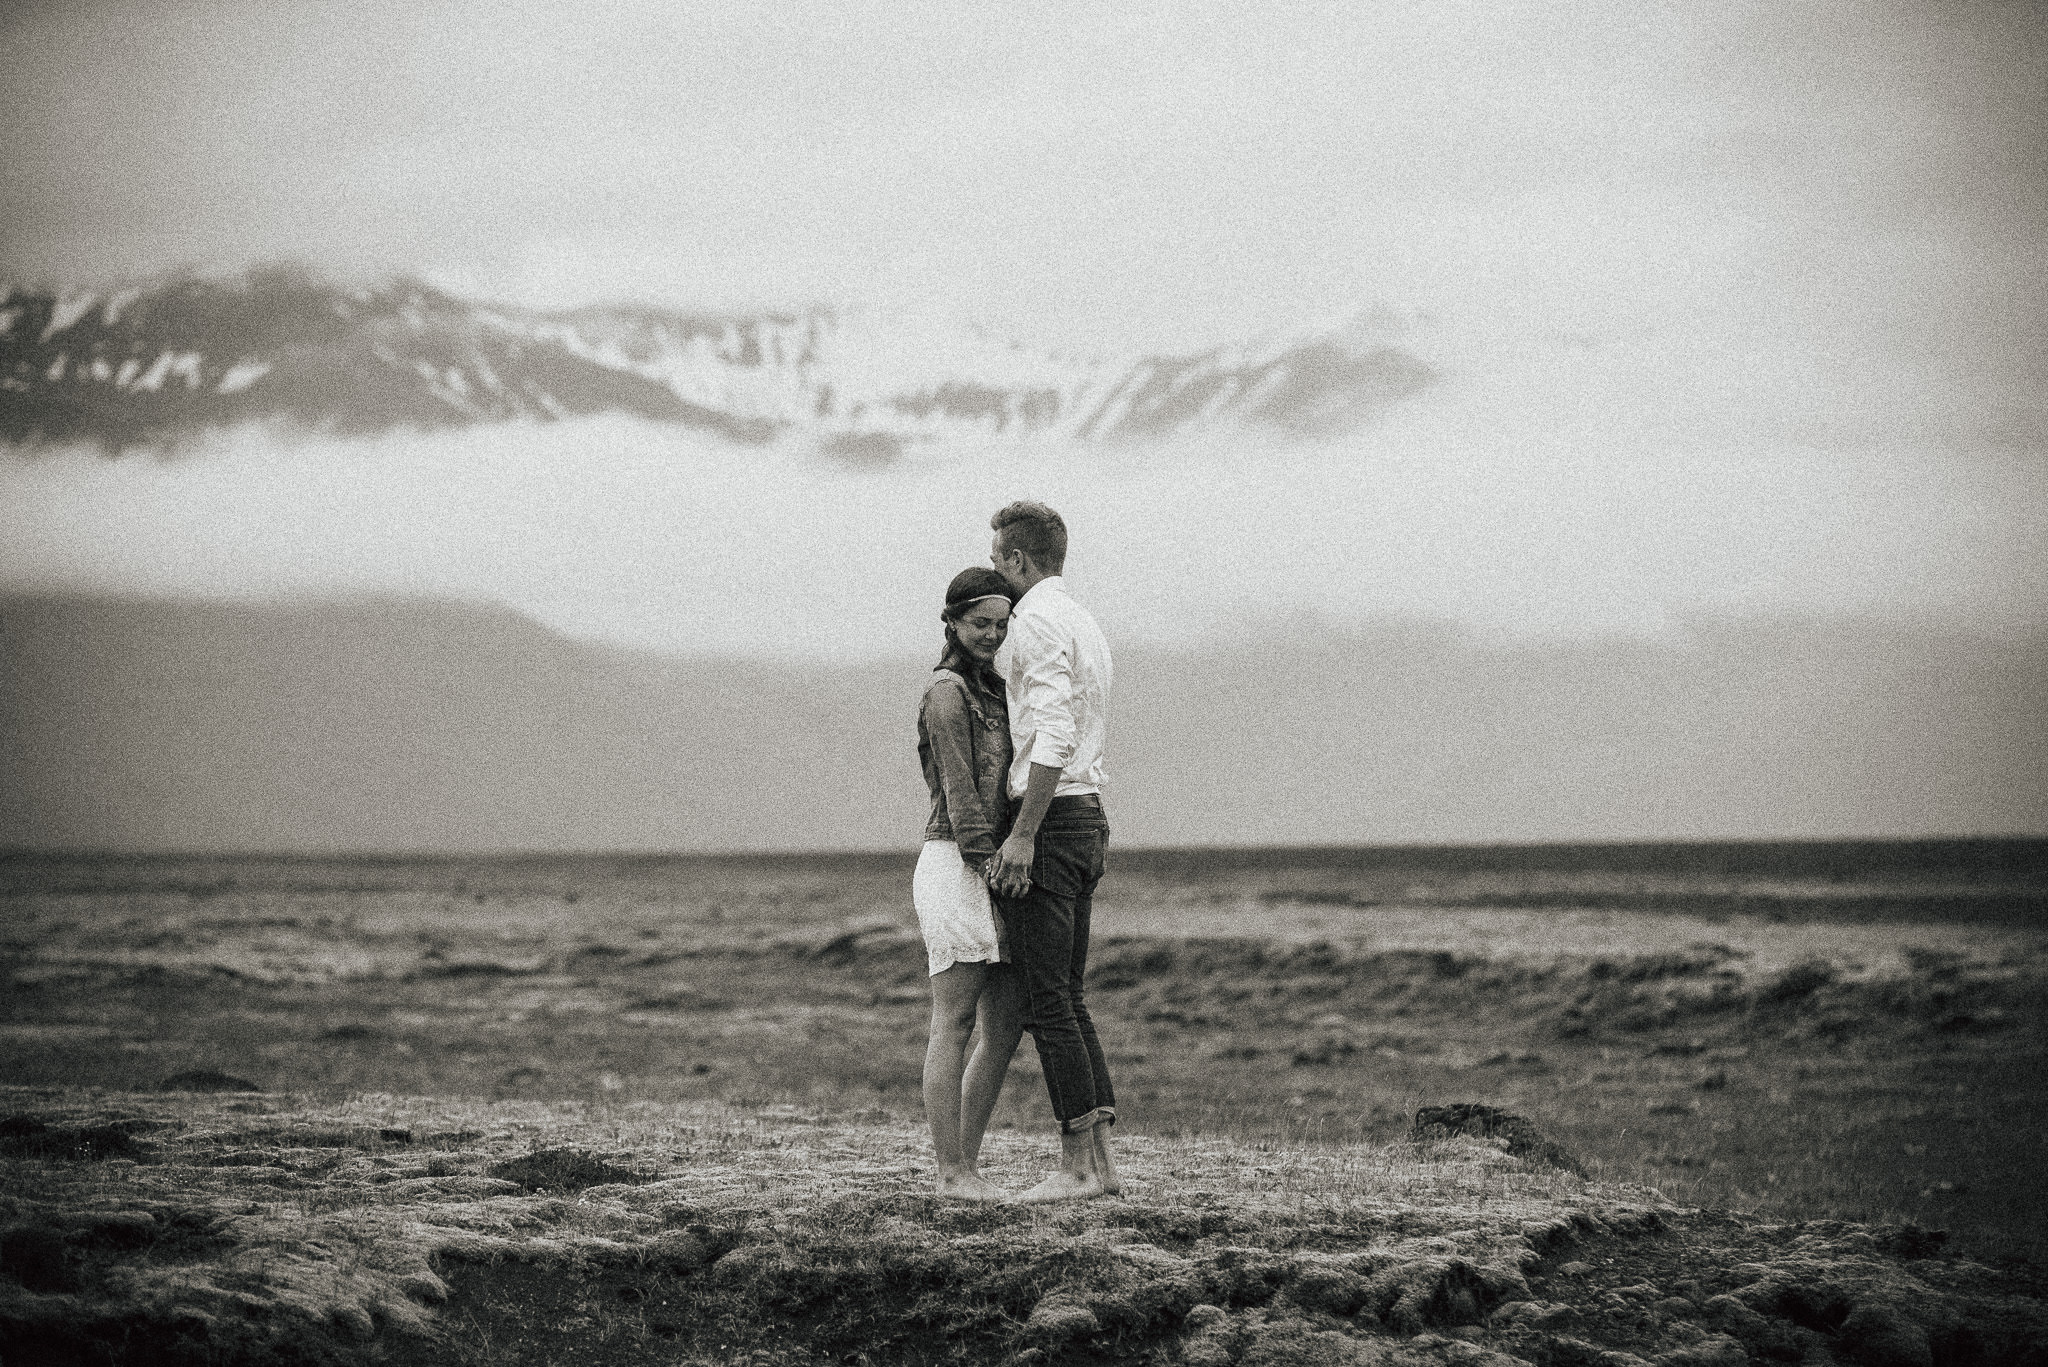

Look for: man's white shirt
[996,576,1113,800]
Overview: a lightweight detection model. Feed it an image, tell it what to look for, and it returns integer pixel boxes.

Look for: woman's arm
[923,679,1002,866]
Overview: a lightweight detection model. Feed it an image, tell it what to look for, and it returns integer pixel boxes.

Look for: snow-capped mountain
[0,268,1435,456]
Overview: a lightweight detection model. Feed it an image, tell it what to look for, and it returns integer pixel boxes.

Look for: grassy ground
[3,847,2043,1270]
[6,1086,2047,1366]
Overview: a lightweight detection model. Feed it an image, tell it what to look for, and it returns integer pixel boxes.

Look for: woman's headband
[942,592,1012,623]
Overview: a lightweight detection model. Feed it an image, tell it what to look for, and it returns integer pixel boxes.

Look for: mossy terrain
[6,847,2045,1258]
[2,846,2044,1361]
[5,1087,2045,1367]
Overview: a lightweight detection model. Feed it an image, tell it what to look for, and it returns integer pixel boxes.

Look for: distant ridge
[4,594,2041,852]
[0,268,1435,455]
[1099,835,2048,882]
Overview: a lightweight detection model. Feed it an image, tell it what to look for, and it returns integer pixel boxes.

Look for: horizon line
[6,833,2044,863]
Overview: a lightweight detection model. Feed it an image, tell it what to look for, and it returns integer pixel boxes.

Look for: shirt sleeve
[922,678,1001,864]
[1010,610,1077,772]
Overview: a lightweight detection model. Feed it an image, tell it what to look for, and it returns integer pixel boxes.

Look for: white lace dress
[912,839,1002,976]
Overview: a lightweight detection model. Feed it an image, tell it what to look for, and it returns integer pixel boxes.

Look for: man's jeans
[1000,795,1116,1132]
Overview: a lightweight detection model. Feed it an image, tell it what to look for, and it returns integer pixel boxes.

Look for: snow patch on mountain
[0,269,1435,456]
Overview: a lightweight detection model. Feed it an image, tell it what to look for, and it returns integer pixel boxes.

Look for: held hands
[984,830,1036,899]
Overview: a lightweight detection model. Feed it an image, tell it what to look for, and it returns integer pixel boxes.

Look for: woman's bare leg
[924,963,1002,1200]
[960,965,1025,1168]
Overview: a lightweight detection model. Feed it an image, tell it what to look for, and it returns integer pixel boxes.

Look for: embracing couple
[913,500,1118,1204]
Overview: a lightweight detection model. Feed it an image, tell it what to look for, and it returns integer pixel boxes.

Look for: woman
[914,567,1027,1201]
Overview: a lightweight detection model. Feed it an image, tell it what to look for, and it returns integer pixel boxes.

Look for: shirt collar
[1017,575,1064,608]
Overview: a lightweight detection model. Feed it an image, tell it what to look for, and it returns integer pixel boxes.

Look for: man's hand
[988,762,1061,900]
[988,830,1035,899]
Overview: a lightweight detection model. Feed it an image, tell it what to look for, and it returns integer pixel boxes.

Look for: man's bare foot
[1010,1169,1104,1203]
[936,1171,1005,1202]
[1093,1128,1123,1196]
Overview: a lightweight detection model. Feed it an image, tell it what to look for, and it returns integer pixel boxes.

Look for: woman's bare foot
[936,1170,1005,1202]
[1010,1168,1104,1203]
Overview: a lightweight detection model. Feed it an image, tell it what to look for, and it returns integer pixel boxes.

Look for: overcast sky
[4,0,2043,365]
[2,0,2044,654]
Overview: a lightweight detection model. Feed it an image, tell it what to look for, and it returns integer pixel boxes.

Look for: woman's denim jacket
[917,651,1014,866]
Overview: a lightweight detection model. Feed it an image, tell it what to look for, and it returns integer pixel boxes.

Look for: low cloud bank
[1,331,2042,659]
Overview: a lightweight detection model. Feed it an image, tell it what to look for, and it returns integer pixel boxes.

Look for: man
[983,500,1120,1202]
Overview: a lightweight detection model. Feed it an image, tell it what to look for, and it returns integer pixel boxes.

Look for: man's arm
[988,613,1077,897]
[988,761,1060,896]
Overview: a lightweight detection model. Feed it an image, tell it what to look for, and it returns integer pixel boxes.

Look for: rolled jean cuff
[1061,1105,1116,1135]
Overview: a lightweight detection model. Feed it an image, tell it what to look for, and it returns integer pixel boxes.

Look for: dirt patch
[1501,1214,2048,1367]
[0,1198,344,1367]
[157,1069,262,1093]
[1413,1105,1587,1177]
[0,1115,153,1162]
[487,1148,653,1193]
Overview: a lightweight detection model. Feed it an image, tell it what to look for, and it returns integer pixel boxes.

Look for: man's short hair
[991,501,1068,573]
